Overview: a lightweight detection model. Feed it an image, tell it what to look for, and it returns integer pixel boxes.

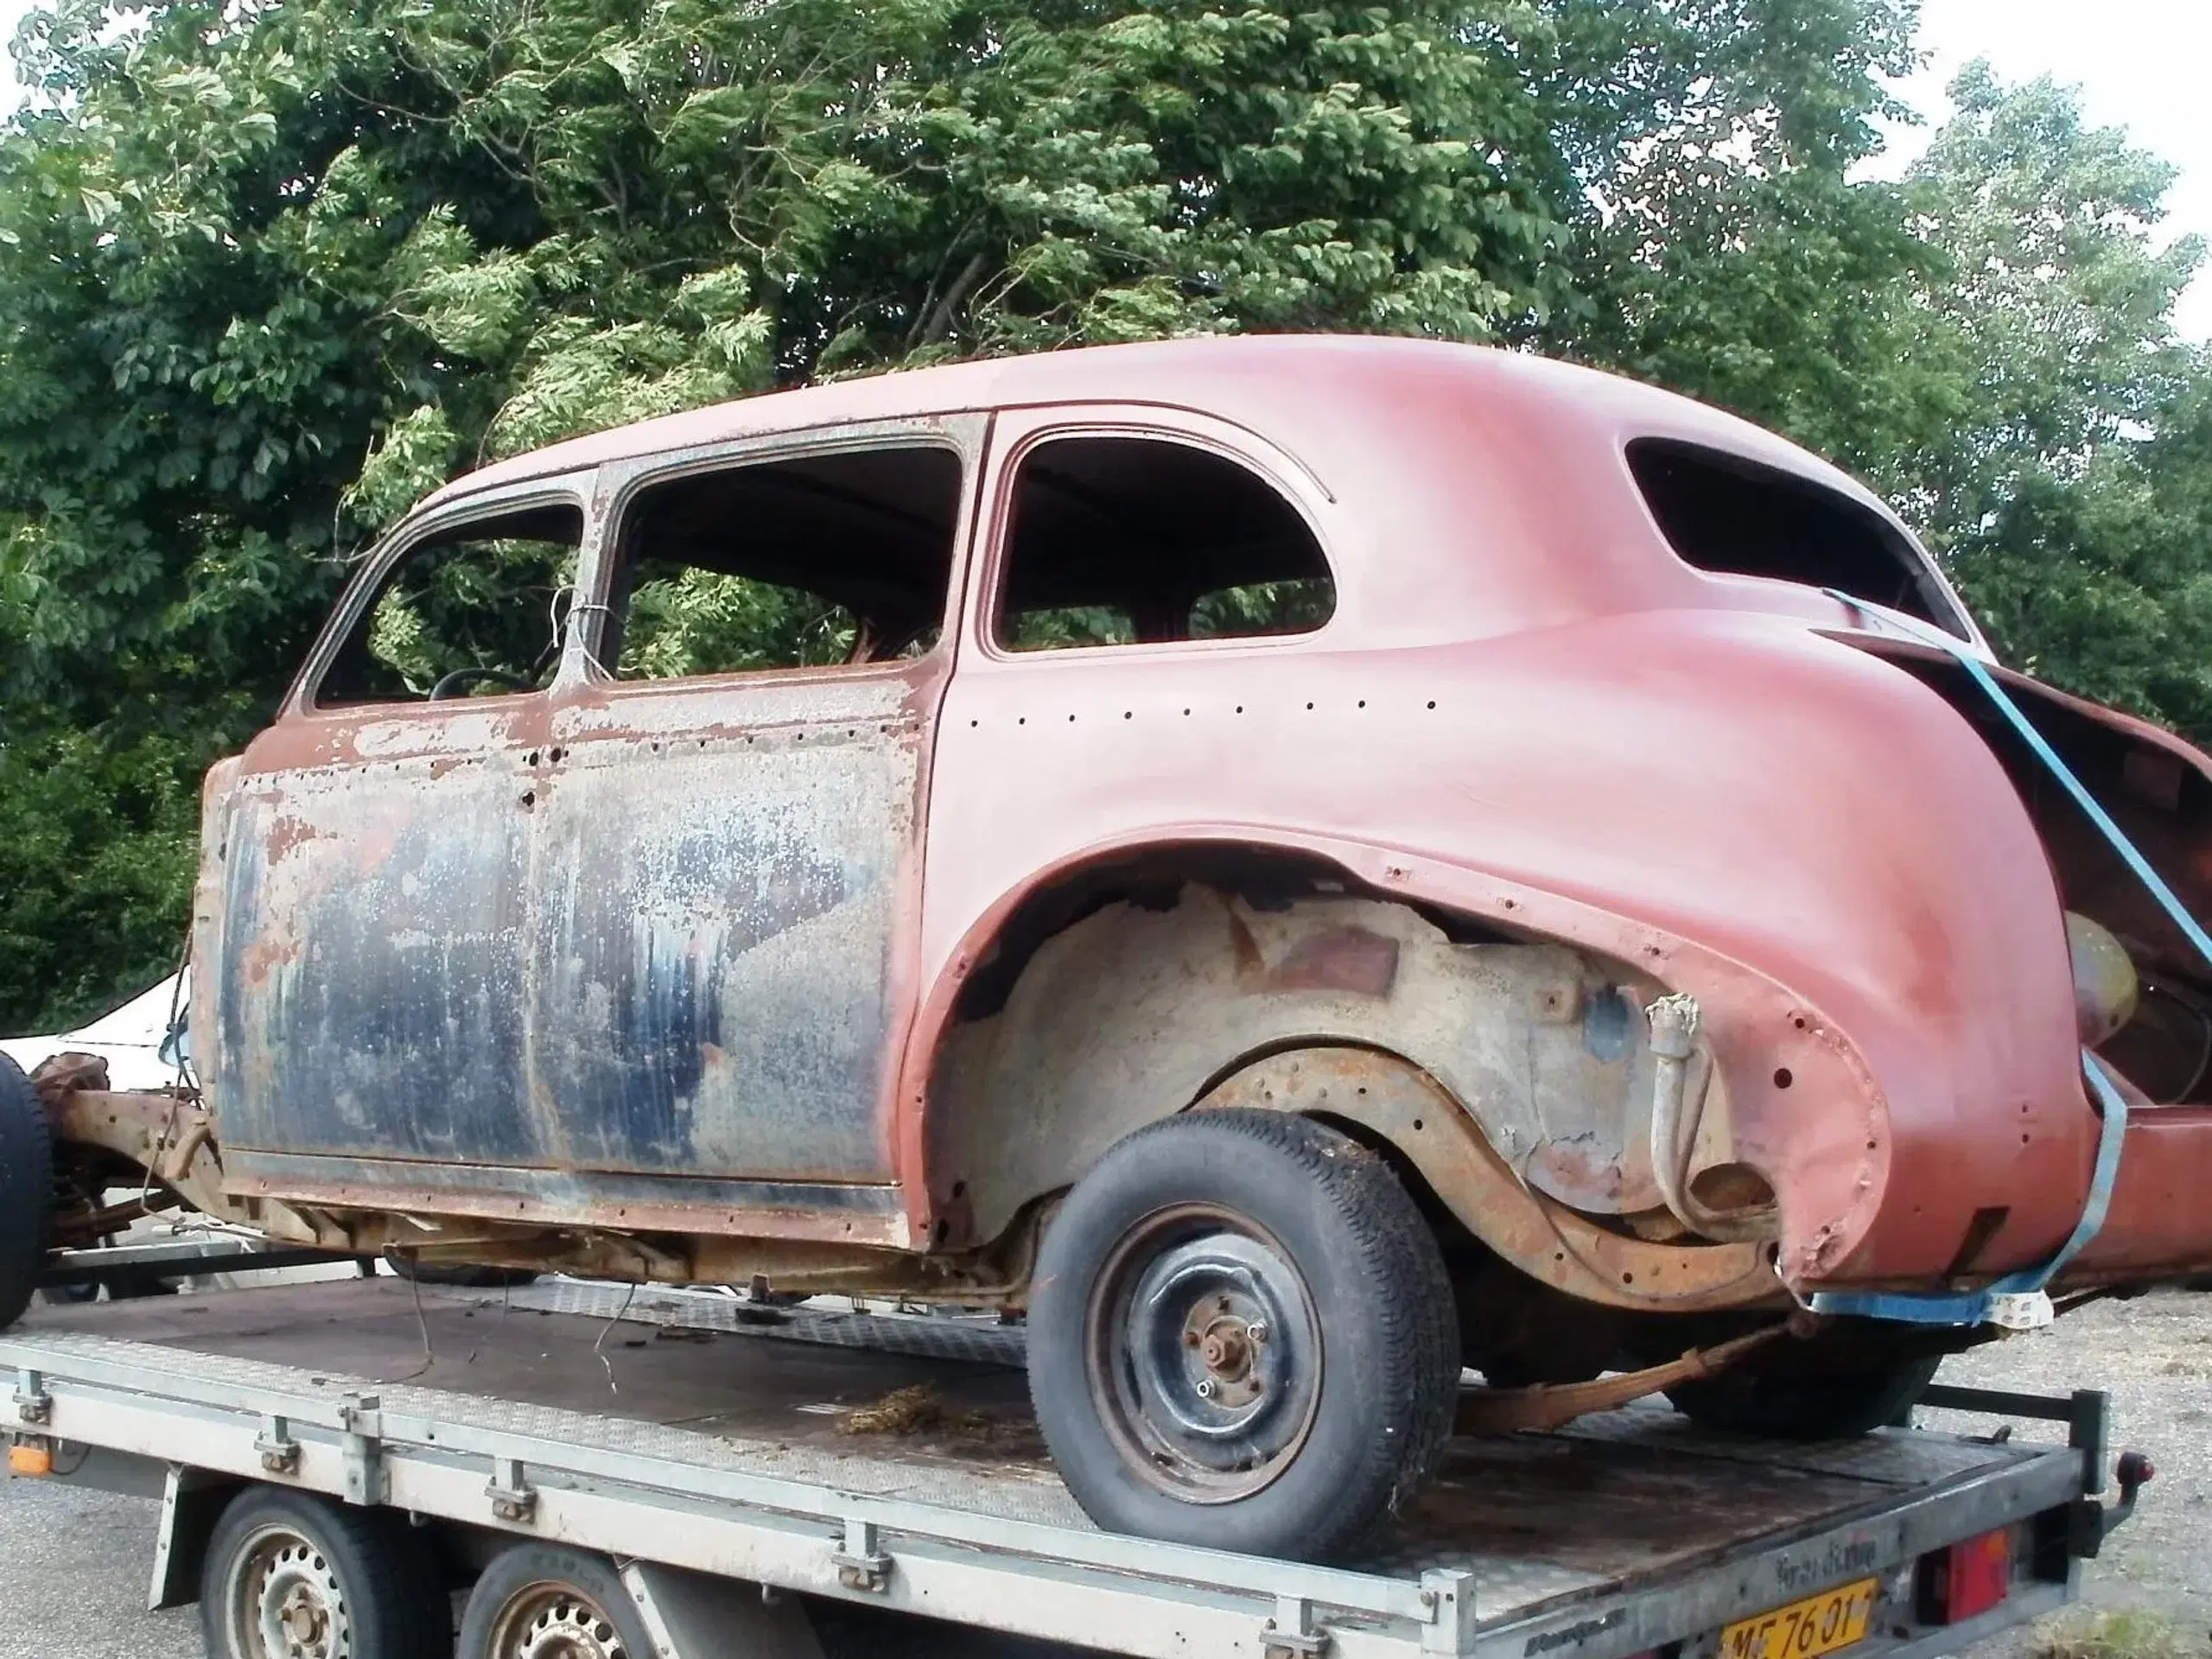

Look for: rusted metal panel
[222,1149,907,1246]
[1200,1045,1777,1314]
[531,673,927,1186]
[213,724,545,1167]
[211,677,931,1203]
[932,885,1750,1261]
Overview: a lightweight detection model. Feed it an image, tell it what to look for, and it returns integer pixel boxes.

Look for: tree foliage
[0,0,2206,1032]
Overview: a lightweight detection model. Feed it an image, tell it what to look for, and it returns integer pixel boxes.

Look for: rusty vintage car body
[12,334,2212,1556]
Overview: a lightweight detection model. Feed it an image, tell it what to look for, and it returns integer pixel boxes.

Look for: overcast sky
[1891,0,2212,338]
[0,0,2202,336]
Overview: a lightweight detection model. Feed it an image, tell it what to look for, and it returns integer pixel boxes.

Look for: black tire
[199,1486,447,1659]
[390,1257,539,1289]
[0,1052,53,1329]
[1667,1354,1942,1440]
[458,1543,655,1659]
[1027,1109,1459,1560]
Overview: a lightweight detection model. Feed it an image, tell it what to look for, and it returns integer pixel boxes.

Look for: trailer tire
[0,1052,53,1329]
[200,1486,447,1659]
[1028,1109,1459,1561]
[1667,1353,1942,1440]
[459,1543,655,1659]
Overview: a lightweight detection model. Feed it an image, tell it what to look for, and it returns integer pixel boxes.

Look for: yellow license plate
[1720,1578,1879,1659]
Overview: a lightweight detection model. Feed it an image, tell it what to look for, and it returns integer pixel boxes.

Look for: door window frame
[287,474,601,719]
[573,414,989,692]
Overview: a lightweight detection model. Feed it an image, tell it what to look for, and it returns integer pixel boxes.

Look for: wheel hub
[491,1586,630,1659]
[282,1594,325,1644]
[233,1529,350,1659]
[1088,1206,1323,1503]
[1189,1300,1268,1402]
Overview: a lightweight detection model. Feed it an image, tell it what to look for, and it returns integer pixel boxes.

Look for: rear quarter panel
[917,607,2095,1289]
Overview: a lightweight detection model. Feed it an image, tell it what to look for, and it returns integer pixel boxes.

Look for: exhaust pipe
[1647,993,1780,1243]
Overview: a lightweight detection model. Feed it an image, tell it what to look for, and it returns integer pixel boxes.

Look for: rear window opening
[607,445,963,677]
[995,436,1333,651]
[1628,439,1969,639]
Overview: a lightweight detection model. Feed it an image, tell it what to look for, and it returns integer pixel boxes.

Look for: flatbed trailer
[0,1257,2152,1659]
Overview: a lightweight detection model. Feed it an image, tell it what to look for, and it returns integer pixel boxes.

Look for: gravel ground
[0,1292,2203,1659]
[0,1478,202,1658]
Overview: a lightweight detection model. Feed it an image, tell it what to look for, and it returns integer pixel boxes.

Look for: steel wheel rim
[485,1580,631,1659]
[1084,1201,1323,1503]
[225,1524,351,1659]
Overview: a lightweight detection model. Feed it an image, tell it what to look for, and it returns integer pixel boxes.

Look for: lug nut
[1196,1378,1217,1399]
[1247,1322,1268,1344]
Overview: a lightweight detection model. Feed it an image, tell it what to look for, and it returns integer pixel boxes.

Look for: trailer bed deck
[1,1275,2107,1659]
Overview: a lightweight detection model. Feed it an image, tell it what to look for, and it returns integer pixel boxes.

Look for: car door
[528,420,982,1230]
[204,486,586,1196]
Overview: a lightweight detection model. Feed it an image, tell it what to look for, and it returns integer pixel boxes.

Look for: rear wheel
[458,1543,654,1659]
[1667,1354,1942,1440]
[200,1486,446,1659]
[0,1053,53,1328]
[1027,1109,1459,1560]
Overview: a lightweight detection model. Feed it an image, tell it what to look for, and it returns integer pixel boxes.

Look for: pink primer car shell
[147,336,2212,1314]
[21,334,2212,1559]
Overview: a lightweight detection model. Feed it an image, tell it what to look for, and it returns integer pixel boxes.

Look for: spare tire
[0,1052,54,1327]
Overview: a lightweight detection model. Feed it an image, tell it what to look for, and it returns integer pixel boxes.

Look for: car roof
[425,335,1879,514]
[416,334,1948,647]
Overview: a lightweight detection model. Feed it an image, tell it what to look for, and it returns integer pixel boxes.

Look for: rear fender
[904,827,1885,1289]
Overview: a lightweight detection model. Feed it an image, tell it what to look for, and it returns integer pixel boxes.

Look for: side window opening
[1627,439,1969,639]
[317,503,583,707]
[995,436,1333,651]
[607,445,963,680]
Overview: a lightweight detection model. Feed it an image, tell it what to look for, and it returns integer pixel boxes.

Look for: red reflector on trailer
[1921,1528,2012,1624]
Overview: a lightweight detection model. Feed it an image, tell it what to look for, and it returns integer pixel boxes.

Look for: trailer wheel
[1027,1109,1459,1560]
[1667,1353,1943,1440]
[200,1486,446,1659]
[459,1543,654,1659]
[0,1052,53,1329]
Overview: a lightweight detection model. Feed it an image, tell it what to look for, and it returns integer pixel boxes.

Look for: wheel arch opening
[919,844,1777,1321]
[917,838,1522,1249]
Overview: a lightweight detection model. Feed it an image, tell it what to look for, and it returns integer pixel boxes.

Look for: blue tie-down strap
[1808,1055,2128,1328]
